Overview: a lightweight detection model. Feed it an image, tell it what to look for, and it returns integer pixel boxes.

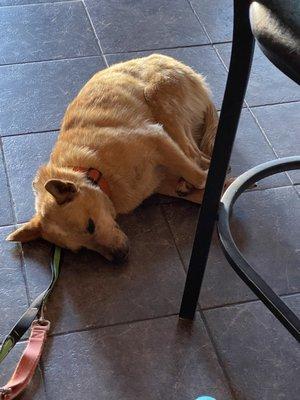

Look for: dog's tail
[199,99,219,157]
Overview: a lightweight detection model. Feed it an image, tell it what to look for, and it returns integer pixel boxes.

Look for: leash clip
[32,305,51,330]
[0,387,12,399]
[32,319,51,330]
[35,306,50,329]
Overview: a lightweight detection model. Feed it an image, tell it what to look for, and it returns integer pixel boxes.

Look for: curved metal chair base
[217,156,300,341]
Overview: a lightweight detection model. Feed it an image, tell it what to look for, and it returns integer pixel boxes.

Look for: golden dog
[7,54,222,262]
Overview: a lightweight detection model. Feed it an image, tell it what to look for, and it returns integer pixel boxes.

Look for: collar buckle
[86,168,102,185]
[73,167,111,199]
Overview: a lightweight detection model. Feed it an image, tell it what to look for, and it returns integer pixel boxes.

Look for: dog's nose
[111,247,129,264]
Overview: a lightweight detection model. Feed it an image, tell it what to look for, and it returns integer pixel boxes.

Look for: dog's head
[7,166,129,263]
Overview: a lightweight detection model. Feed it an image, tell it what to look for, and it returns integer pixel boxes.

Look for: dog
[7,54,228,263]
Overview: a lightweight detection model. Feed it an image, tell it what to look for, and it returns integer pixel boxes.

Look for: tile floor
[0,1,299,399]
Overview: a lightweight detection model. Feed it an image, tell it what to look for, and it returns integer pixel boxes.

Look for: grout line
[186,0,214,45]
[0,42,231,69]
[0,139,32,305]
[1,129,59,139]
[1,312,178,345]
[246,106,294,185]
[202,298,261,312]
[213,44,230,70]
[47,312,179,339]
[0,0,80,10]
[202,291,300,312]
[103,41,230,57]
[250,99,300,108]
[0,54,101,69]
[82,0,108,68]
[0,139,17,225]
[197,309,238,400]
[1,220,28,227]
[36,363,49,400]
[292,185,300,199]
[0,222,16,229]
[247,107,280,154]
[160,204,188,275]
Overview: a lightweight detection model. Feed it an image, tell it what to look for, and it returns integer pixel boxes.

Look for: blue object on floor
[196,397,216,400]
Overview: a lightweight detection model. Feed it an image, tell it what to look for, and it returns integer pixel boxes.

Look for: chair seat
[250,0,300,84]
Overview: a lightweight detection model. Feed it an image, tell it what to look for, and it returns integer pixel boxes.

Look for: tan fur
[7,54,221,262]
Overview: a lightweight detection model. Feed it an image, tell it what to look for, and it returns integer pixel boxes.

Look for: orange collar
[73,167,111,198]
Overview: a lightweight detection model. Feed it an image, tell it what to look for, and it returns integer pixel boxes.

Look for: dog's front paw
[176,178,195,197]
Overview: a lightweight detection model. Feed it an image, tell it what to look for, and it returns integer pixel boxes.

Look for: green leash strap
[0,246,62,364]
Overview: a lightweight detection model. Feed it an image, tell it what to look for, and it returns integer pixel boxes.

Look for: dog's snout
[110,245,129,264]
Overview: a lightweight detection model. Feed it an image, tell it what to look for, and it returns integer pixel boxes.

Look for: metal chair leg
[179,0,255,319]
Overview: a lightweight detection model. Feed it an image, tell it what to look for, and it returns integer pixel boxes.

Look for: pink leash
[0,321,50,400]
[0,246,61,399]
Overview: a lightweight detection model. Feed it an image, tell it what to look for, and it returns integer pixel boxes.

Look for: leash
[0,246,62,399]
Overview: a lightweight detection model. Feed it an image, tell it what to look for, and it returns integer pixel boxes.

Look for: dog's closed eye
[87,218,95,234]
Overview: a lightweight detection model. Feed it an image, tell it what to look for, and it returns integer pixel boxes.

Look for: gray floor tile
[0,226,28,338]
[204,295,300,400]
[0,0,72,5]
[0,341,46,400]
[251,102,300,184]
[0,148,14,225]
[22,205,187,334]
[0,1,99,65]
[3,132,58,222]
[164,186,300,308]
[163,202,254,308]
[85,0,209,53]
[106,45,228,110]
[0,57,105,136]
[230,109,289,189]
[191,0,233,43]
[43,314,233,400]
[216,43,300,106]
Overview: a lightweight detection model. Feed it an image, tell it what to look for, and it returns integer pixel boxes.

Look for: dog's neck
[49,137,112,190]
[34,136,113,201]
[72,166,111,198]
[50,139,101,171]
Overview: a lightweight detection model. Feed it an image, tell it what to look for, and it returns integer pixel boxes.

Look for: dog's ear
[6,215,42,243]
[45,179,78,205]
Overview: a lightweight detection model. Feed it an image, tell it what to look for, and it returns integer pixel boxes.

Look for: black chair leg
[179,0,255,319]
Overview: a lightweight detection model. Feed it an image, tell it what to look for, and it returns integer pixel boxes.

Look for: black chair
[179,0,300,342]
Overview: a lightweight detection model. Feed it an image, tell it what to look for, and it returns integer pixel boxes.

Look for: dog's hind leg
[157,174,235,204]
[153,133,208,190]
[144,62,209,164]
[157,174,205,204]
[144,63,217,195]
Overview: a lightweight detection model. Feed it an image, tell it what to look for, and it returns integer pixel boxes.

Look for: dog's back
[55,54,216,159]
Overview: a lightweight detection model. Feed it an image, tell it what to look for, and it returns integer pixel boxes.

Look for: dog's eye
[87,218,95,234]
